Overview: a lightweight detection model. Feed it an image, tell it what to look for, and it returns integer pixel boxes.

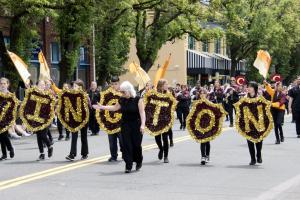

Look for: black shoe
[0,155,7,161]
[257,157,263,164]
[108,157,117,162]
[58,135,64,141]
[280,137,284,142]
[275,140,280,144]
[170,141,174,147]
[158,150,163,160]
[229,124,233,127]
[48,146,53,158]
[65,136,70,141]
[66,154,75,161]
[297,135,300,138]
[125,169,132,173]
[9,148,15,158]
[81,155,88,160]
[183,126,186,130]
[38,154,45,161]
[180,125,183,130]
[249,160,256,165]
[201,157,206,165]
[136,162,142,171]
[164,157,169,163]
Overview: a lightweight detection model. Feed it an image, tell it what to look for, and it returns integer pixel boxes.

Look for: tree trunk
[58,40,78,87]
[139,57,154,72]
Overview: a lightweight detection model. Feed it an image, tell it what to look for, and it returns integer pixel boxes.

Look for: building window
[4,37,10,46]
[188,35,195,50]
[51,42,60,63]
[80,47,89,64]
[215,39,221,54]
[202,40,209,52]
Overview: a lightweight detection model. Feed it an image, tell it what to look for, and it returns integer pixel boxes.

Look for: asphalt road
[1,115,300,200]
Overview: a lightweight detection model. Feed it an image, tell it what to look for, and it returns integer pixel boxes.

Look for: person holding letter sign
[93,81,145,173]
[0,78,17,161]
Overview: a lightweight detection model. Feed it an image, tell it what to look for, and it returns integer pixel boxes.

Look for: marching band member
[56,83,71,141]
[246,81,263,165]
[176,84,191,130]
[106,76,123,162]
[88,81,100,136]
[264,80,286,144]
[198,88,211,165]
[0,77,15,161]
[35,80,54,161]
[155,79,173,163]
[93,81,145,173]
[66,80,89,161]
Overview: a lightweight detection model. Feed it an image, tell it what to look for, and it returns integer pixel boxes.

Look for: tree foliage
[210,0,300,79]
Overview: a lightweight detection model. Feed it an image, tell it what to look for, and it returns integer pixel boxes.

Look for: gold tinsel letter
[243,105,265,133]
[26,94,50,123]
[64,97,82,122]
[150,99,169,126]
[0,102,11,121]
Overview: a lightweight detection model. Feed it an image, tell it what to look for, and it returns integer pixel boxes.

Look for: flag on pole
[38,51,51,81]
[253,50,271,78]
[154,54,171,87]
[7,51,31,85]
[128,62,151,91]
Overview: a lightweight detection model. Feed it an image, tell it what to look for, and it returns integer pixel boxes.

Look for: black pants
[89,109,99,134]
[294,111,300,136]
[121,122,143,170]
[57,119,70,137]
[200,142,210,157]
[247,140,262,161]
[227,103,234,125]
[108,132,123,160]
[155,130,170,158]
[0,131,13,157]
[70,126,88,157]
[176,106,189,127]
[272,109,285,141]
[47,128,53,142]
[168,129,173,143]
[36,128,51,154]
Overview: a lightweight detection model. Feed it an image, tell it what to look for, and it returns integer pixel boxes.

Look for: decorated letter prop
[186,98,227,143]
[95,87,122,134]
[57,89,89,132]
[20,87,55,132]
[234,96,273,143]
[144,90,177,136]
[0,92,18,134]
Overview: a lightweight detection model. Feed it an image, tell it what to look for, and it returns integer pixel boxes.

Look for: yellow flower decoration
[234,96,273,143]
[57,88,90,133]
[95,87,122,135]
[144,90,177,136]
[186,98,227,143]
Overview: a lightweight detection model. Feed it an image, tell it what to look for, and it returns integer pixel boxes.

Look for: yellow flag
[154,54,171,87]
[7,51,31,85]
[128,62,151,91]
[38,51,51,81]
[253,50,271,78]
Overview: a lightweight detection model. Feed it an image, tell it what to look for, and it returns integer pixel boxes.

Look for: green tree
[94,0,133,85]
[133,0,219,72]
[55,0,94,87]
[210,0,300,77]
[0,0,64,90]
